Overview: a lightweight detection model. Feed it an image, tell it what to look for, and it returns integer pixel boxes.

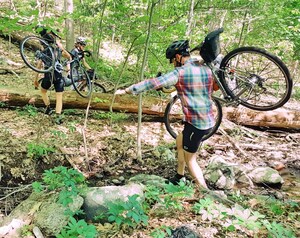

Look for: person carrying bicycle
[116,40,216,190]
[34,26,72,124]
[70,37,92,70]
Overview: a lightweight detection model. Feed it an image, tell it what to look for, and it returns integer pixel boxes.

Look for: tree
[64,0,74,51]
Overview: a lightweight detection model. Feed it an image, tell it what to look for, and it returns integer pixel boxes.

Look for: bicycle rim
[93,82,106,93]
[20,36,54,73]
[164,95,222,141]
[219,47,292,111]
[70,63,92,98]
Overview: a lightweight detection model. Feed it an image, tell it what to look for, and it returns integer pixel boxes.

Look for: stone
[82,183,144,222]
[247,167,284,187]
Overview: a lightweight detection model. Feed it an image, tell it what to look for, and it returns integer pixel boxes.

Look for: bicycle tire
[218,47,292,111]
[70,61,92,98]
[20,36,55,73]
[93,82,106,93]
[164,95,222,141]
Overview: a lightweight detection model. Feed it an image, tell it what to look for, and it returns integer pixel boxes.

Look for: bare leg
[184,150,208,189]
[55,92,63,114]
[176,132,185,175]
[41,88,50,106]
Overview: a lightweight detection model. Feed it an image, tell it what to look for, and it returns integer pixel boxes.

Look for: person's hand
[115,89,127,95]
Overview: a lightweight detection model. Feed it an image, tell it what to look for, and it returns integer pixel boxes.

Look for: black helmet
[166,40,190,63]
[35,25,48,37]
[35,25,61,43]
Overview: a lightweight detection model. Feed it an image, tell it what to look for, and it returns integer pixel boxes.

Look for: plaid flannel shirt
[127,58,215,130]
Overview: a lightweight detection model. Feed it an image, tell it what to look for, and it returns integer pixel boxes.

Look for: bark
[223,106,300,129]
[0,88,167,117]
[0,88,299,130]
[64,0,74,51]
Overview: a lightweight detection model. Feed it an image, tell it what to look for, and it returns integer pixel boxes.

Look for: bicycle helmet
[76,36,87,46]
[35,25,61,43]
[35,25,48,37]
[166,40,190,63]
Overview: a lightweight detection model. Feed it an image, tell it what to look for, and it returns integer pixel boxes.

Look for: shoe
[45,106,53,115]
[167,174,186,185]
[54,113,63,125]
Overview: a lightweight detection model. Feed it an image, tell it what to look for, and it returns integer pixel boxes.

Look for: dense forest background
[0,1,300,238]
[1,0,299,88]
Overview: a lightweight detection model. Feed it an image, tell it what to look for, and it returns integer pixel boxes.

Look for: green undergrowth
[26,166,299,238]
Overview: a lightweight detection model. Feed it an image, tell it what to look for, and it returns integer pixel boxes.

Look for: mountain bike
[20,35,110,97]
[164,28,293,141]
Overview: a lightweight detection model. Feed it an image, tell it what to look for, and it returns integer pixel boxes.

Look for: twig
[219,128,248,159]
[0,184,32,201]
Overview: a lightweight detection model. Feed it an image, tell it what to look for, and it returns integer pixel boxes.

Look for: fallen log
[0,87,168,116]
[223,106,300,130]
[1,88,300,130]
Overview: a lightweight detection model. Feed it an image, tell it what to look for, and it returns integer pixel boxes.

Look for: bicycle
[164,28,293,141]
[20,35,104,98]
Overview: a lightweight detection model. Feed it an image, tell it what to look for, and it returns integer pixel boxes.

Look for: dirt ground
[0,36,300,237]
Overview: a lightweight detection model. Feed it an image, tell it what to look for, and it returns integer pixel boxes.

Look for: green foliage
[0,102,7,108]
[32,181,43,192]
[262,220,296,238]
[33,166,87,206]
[93,97,109,103]
[92,111,130,122]
[63,109,78,115]
[192,196,297,237]
[27,142,55,159]
[163,180,194,210]
[292,87,300,100]
[105,194,149,228]
[20,224,34,237]
[56,217,97,238]
[51,130,67,139]
[17,105,38,117]
[150,225,172,238]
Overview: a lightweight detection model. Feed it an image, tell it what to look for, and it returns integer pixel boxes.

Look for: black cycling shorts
[41,71,64,92]
[182,122,211,153]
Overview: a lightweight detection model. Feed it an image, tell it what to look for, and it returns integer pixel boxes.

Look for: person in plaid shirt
[116,40,216,189]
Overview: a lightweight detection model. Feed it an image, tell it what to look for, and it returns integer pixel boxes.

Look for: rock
[204,156,236,190]
[169,225,202,238]
[0,192,83,237]
[34,195,83,236]
[82,183,144,222]
[128,174,167,188]
[247,167,284,188]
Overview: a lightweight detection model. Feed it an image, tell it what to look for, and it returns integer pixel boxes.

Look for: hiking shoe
[54,113,63,125]
[45,106,53,115]
[167,174,186,185]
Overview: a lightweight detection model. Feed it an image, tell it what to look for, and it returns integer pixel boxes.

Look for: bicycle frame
[207,62,251,108]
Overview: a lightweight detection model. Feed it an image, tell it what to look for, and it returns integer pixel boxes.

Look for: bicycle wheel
[20,36,55,73]
[219,47,292,111]
[93,82,106,93]
[164,95,222,141]
[70,62,92,98]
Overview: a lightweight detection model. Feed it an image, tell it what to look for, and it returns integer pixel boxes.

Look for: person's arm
[56,40,72,71]
[82,58,92,70]
[115,69,179,95]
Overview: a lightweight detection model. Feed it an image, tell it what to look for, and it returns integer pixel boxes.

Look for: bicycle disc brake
[54,61,63,73]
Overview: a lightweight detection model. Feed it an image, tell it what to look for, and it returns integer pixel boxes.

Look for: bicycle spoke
[220,47,292,111]
[20,36,54,73]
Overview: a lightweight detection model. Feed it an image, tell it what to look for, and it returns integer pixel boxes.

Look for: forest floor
[0,37,300,237]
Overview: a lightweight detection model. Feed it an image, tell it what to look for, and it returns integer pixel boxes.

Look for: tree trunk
[64,0,74,51]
